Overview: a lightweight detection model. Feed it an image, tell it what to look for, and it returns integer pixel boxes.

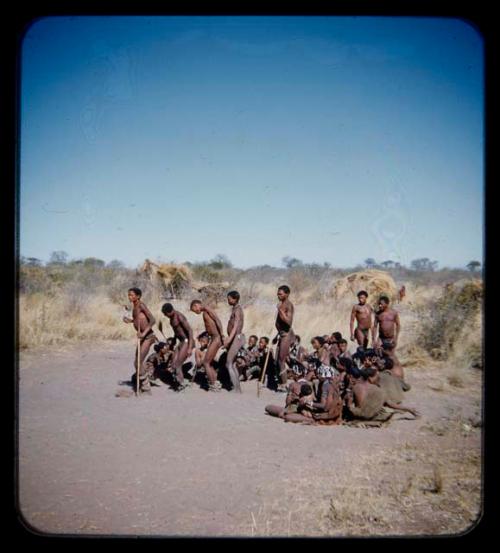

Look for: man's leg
[203,336,222,389]
[355,327,366,348]
[277,331,294,387]
[226,334,245,392]
[265,405,286,418]
[283,413,315,424]
[171,340,190,386]
[136,336,156,393]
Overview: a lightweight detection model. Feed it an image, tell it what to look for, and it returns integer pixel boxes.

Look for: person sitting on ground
[329,332,343,364]
[307,336,336,395]
[194,331,210,372]
[336,356,354,401]
[345,368,419,423]
[144,341,168,386]
[381,341,410,389]
[244,335,259,363]
[247,337,275,385]
[286,334,308,378]
[264,364,309,420]
[312,366,344,425]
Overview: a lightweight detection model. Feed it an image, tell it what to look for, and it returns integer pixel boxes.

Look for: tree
[381,260,394,268]
[410,258,438,272]
[208,254,232,270]
[466,260,481,273]
[83,257,105,269]
[24,257,43,267]
[282,256,303,269]
[364,258,376,269]
[49,250,69,265]
[107,259,125,270]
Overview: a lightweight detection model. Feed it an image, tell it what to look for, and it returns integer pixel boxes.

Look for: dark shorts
[141,331,156,343]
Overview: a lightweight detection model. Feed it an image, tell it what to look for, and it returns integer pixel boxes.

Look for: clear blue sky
[20,16,484,269]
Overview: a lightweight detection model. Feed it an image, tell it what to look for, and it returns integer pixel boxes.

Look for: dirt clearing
[17,341,482,537]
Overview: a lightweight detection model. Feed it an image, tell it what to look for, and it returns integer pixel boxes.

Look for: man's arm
[350,306,357,340]
[139,302,156,338]
[224,307,242,347]
[371,313,379,345]
[277,302,293,326]
[204,306,225,338]
[394,312,401,347]
[179,313,194,350]
[385,400,419,417]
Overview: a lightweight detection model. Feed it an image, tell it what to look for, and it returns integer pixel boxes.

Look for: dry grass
[241,425,481,537]
[18,261,482,379]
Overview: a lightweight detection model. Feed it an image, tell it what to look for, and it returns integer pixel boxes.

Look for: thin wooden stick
[136,336,141,396]
[257,333,275,397]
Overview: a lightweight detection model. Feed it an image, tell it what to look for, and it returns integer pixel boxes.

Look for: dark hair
[128,287,142,298]
[338,357,353,372]
[364,367,377,378]
[154,341,167,352]
[300,383,313,396]
[260,336,269,345]
[295,335,301,342]
[383,357,394,370]
[339,339,348,345]
[249,335,258,341]
[312,336,326,346]
[197,331,210,340]
[166,337,177,347]
[357,290,368,298]
[350,366,362,379]
[278,285,290,294]
[364,348,377,358]
[382,340,394,351]
[379,295,390,304]
[190,299,202,309]
[332,332,342,342]
[227,290,240,301]
[161,302,174,315]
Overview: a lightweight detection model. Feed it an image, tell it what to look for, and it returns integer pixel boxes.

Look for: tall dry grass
[18,261,482,370]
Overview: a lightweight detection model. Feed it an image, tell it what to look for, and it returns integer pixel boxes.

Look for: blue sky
[20,16,484,269]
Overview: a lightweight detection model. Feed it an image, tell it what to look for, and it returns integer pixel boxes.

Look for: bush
[417,280,483,365]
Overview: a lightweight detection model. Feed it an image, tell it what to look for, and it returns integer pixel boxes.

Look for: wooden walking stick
[136,336,141,396]
[157,319,168,341]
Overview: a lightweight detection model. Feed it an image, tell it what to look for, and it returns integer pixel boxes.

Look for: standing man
[274,285,295,393]
[223,291,245,393]
[350,291,374,349]
[123,287,157,394]
[190,300,224,392]
[372,295,401,351]
[161,303,195,391]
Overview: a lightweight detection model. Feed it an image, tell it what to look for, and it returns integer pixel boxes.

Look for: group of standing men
[122,285,405,403]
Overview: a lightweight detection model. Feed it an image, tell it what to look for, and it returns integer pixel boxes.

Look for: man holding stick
[274,285,295,393]
[123,287,157,395]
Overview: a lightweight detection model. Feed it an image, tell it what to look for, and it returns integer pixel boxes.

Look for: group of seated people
[141,329,418,426]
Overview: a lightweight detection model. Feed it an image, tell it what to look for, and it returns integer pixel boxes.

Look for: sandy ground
[17,341,482,537]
